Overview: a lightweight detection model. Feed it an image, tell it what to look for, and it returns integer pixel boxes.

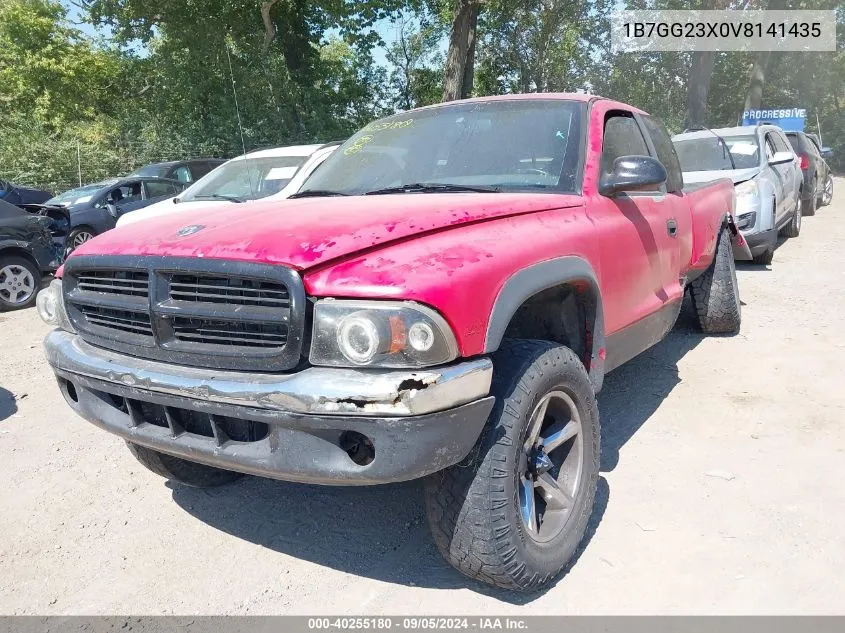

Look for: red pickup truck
[38,94,745,591]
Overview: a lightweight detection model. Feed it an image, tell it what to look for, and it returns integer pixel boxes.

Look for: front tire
[126,442,243,487]
[66,227,97,255]
[690,228,741,334]
[751,247,774,266]
[425,340,600,592]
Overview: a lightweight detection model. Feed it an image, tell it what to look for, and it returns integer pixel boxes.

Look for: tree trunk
[260,0,280,58]
[442,0,480,102]
[460,11,478,99]
[684,51,717,130]
[742,51,773,113]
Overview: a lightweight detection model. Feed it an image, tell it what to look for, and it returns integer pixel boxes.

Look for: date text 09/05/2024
[307,618,528,630]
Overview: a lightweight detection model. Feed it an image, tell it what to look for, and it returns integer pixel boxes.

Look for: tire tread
[425,340,599,592]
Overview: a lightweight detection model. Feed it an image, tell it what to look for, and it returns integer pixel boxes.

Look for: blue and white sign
[742,107,806,131]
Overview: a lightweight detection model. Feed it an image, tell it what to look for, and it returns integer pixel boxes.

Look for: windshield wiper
[364,183,501,195]
[288,190,350,199]
[191,194,245,203]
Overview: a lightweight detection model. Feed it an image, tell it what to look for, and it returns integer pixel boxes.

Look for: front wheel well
[0,247,39,270]
[500,282,600,386]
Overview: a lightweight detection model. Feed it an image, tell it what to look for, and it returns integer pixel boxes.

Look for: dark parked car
[129,159,225,184]
[43,177,188,253]
[786,131,833,215]
[0,179,52,207]
[0,198,66,310]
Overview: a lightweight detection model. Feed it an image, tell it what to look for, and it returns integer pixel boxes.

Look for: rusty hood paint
[67,192,583,271]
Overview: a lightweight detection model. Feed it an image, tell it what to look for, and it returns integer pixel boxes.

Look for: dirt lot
[1,182,844,615]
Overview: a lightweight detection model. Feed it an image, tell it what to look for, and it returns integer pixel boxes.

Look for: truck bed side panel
[683,178,736,274]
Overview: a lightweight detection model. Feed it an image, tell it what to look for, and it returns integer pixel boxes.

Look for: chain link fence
[1,137,263,196]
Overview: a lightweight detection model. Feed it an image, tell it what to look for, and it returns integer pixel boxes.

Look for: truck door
[638,114,687,304]
[590,110,677,338]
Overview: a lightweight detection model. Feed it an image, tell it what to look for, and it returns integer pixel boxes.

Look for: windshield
[45,182,111,206]
[674,135,760,171]
[298,100,584,196]
[180,155,307,202]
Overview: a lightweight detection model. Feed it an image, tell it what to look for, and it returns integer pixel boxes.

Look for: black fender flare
[484,256,606,392]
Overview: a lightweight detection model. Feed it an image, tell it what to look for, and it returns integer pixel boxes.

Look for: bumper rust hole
[339,431,375,466]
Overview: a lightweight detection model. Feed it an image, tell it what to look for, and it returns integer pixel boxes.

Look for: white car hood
[683,167,760,185]
[116,199,222,227]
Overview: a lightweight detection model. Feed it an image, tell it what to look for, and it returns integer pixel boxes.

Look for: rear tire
[690,228,741,334]
[801,184,817,218]
[425,340,600,592]
[126,441,243,487]
[0,255,40,311]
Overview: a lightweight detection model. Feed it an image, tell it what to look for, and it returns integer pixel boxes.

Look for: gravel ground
[1,182,844,615]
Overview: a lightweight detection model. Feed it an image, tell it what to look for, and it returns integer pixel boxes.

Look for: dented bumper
[44,330,495,484]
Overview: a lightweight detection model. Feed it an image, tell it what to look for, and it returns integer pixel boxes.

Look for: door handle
[666,219,678,237]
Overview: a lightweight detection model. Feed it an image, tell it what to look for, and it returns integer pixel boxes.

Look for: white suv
[672,125,802,266]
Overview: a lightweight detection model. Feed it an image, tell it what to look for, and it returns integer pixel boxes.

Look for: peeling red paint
[70,193,581,271]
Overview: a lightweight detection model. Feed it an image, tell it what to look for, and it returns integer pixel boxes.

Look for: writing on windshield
[300,100,585,196]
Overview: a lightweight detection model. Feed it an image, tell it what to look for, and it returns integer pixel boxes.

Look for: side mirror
[769,151,795,166]
[599,155,667,196]
[105,203,120,218]
[821,147,833,158]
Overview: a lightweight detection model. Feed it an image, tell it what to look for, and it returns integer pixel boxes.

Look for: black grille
[78,305,153,337]
[76,270,149,298]
[169,274,289,308]
[63,256,305,371]
[171,317,288,349]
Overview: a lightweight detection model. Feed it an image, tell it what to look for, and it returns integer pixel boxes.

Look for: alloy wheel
[0,264,36,305]
[72,231,94,249]
[518,390,584,543]
[823,176,833,205]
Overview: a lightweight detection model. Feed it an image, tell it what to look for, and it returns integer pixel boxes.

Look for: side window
[145,180,178,198]
[173,166,192,183]
[807,136,821,158]
[772,133,790,154]
[764,135,777,161]
[600,113,650,176]
[641,115,683,193]
[104,183,142,206]
[193,162,218,178]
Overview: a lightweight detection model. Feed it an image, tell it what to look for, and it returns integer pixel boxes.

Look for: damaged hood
[69,192,582,270]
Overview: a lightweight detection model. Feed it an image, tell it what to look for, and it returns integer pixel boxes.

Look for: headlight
[36,279,75,332]
[735,211,757,231]
[310,299,459,368]
[735,179,759,200]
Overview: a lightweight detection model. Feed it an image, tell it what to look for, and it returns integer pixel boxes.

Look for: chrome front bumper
[44,330,493,417]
